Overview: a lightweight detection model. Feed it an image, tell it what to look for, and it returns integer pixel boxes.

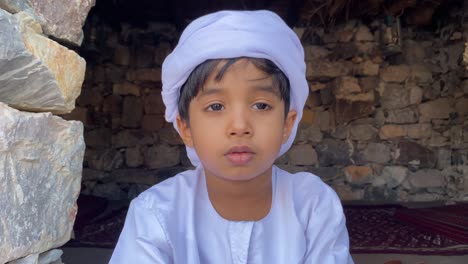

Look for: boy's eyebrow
[198,87,223,98]
[252,85,281,96]
[198,85,280,98]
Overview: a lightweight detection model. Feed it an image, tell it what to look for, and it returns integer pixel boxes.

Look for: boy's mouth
[224,146,255,165]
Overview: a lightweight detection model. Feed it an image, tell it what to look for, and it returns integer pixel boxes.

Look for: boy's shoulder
[132,168,199,212]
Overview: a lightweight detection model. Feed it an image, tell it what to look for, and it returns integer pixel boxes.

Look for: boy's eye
[207,103,224,111]
[253,103,271,110]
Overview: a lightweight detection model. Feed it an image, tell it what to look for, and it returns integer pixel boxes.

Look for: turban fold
[161,10,309,166]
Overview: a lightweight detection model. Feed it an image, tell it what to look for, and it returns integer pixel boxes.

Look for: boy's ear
[282,110,297,144]
[176,115,194,148]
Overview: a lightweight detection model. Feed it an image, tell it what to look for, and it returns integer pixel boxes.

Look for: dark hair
[178,57,290,121]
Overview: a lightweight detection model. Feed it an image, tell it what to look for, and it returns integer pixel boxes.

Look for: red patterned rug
[346,204,468,255]
[65,199,468,255]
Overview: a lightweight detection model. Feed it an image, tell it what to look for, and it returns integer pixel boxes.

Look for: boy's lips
[224,146,255,165]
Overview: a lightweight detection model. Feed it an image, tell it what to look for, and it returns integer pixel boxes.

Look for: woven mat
[65,203,468,255]
[346,205,468,255]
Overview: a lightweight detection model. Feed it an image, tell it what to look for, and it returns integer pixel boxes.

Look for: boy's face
[177,58,297,181]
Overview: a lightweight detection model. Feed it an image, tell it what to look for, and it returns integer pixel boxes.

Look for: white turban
[161,10,309,167]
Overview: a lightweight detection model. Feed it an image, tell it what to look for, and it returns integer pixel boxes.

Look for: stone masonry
[72,13,468,203]
[0,1,90,263]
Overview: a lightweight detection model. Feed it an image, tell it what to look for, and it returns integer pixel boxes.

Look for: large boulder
[0,102,85,263]
[0,0,95,45]
[0,10,85,114]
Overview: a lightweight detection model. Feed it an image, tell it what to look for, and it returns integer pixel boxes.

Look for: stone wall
[0,0,92,262]
[71,15,468,203]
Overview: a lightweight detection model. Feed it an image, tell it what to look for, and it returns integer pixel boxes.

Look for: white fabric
[110,166,354,264]
[161,10,309,166]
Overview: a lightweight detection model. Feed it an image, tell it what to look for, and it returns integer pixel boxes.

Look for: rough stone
[333,185,364,200]
[84,128,111,149]
[337,29,354,42]
[444,43,463,71]
[364,186,398,201]
[125,146,144,168]
[159,125,184,145]
[86,149,123,171]
[407,193,444,202]
[333,98,374,125]
[453,149,468,165]
[309,82,327,92]
[8,253,39,264]
[349,124,378,141]
[144,144,180,169]
[396,141,436,169]
[104,65,125,83]
[300,109,315,126]
[356,60,379,76]
[419,98,455,122]
[380,166,408,188]
[126,68,162,82]
[355,42,377,54]
[77,89,103,107]
[0,103,84,263]
[344,165,373,184]
[381,65,410,83]
[102,95,122,114]
[113,169,158,185]
[363,143,391,164]
[113,82,141,96]
[121,96,143,128]
[409,85,423,105]
[81,168,108,182]
[0,10,85,114]
[303,45,331,59]
[114,45,130,65]
[354,25,374,41]
[141,114,165,132]
[0,0,95,45]
[112,130,153,148]
[461,80,468,94]
[409,169,445,189]
[333,76,361,98]
[288,144,318,166]
[92,182,125,200]
[455,97,468,116]
[427,131,449,147]
[358,77,379,92]
[38,249,63,264]
[436,148,452,170]
[309,167,344,182]
[381,84,411,110]
[306,126,323,143]
[403,40,426,64]
[306,60,351,80]
[154,42,172,66]
[313,110,331,132]
[294,125,309,143]
[132,45,154,68]
[379,125,406,139]
[406,123,432,139]
[410,64,433,84]
[450,126,464,148]
[60,107,88,125]
[316,138,351,166]
[143,92,165,114]
[383,107,419,124]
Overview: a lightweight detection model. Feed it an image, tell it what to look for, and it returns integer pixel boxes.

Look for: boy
[110,10,353,263]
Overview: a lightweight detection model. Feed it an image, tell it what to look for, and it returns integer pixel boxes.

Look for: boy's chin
[205,166,274,182]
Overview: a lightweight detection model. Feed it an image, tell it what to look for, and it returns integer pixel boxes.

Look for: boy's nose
[227,108,252,137]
